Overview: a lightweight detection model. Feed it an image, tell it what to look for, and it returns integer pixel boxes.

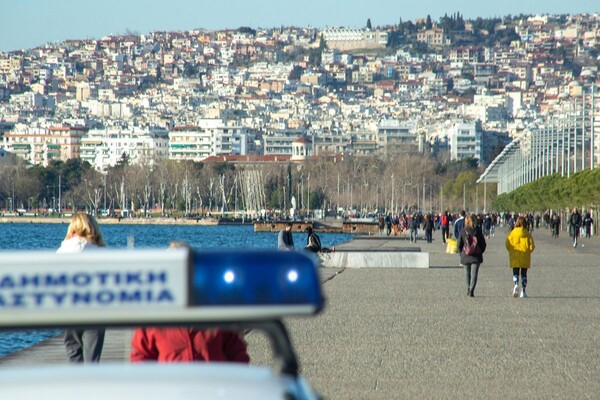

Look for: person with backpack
[506,216,535,298]
[457,214,487,297]
[441,211,451,244]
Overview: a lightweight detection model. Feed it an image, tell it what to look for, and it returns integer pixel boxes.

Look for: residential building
[1,125,86,166]
[169,121,257,162]
[80,126,169,170]
[448,121,483,162]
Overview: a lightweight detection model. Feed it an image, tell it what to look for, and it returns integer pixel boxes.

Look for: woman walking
[457,214,487,297]
[505,216,535,298]
[57,213,107,362]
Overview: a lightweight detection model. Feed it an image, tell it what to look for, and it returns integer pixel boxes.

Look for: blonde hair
[65,213,106,247]
[465,214,477,229]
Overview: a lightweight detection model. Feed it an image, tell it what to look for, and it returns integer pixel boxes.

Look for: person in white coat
[56,212,106,362]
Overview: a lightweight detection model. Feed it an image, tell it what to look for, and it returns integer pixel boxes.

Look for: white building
[376,119,419,151]
[448,121,483,162]
[169,120,257,162]
[80,126,169,170]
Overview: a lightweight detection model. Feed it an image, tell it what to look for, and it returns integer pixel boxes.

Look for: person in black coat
[457,214,487,297]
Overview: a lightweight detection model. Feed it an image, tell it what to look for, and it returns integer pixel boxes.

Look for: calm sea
[0,222,351,357]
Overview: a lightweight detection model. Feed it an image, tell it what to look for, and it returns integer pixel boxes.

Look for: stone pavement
[2,226,599,400]
[248,227,600,399]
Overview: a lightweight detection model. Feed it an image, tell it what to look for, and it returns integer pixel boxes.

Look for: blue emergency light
[190,250,323,308]
[0,249,324,329]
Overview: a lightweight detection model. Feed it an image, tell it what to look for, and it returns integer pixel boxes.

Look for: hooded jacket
[130,327,250,363]
[505,226,535,268]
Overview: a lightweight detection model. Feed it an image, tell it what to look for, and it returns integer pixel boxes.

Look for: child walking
[505,216,535,298]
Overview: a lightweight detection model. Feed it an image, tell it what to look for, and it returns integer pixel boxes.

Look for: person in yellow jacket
[505,216,535,298]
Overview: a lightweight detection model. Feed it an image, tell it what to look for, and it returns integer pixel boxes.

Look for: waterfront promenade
[1,226,599,399]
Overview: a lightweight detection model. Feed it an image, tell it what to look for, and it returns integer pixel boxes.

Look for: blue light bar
[190,250,323,310]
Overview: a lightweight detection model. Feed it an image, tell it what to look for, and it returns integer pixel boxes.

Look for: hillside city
[0,13,599,216]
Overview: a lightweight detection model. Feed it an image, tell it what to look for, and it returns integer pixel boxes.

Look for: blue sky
[1,0,598,52]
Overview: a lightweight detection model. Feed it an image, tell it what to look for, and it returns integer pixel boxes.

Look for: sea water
[0,222,351,356]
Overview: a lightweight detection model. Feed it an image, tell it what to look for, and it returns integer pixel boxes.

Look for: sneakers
[512,284,519,298]
[520,289,527,298]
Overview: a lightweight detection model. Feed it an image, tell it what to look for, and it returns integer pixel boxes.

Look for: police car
[0,248,323,399]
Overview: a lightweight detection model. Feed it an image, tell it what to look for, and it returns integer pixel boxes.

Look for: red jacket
[130,327,250,363]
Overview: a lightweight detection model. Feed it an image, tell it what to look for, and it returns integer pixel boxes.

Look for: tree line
[0,152,494,218]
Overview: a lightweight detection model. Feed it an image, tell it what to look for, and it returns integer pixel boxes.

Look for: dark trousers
[441,226,449,243]
[512,268,528,288]
[464,263,480,293]
[64,329,105,363]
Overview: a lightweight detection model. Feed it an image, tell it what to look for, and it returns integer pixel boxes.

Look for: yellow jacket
[505,227,535,268]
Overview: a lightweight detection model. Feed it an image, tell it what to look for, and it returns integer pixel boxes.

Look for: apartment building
[1,125,86,166]
[169,121,257,162]
[80,126,169,170]
[448,121,483,162]
[376,119,420,152]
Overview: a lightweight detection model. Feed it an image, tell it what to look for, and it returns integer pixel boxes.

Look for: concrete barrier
[319,251,429,268]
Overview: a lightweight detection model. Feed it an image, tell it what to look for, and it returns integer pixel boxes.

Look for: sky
[1,0,598,52]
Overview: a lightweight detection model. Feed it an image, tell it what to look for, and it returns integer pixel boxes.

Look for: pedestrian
[457,214,487,297]
[551,214,560,238]
[131,241,250,363]
[56,212,106,363]
[385,212,392,236]
[409,213,419,243]
[277,222,294,250]
[378,214,385,235]
[507,213,516,230]
[423,213,434,243]
[505,216,535,298]
[569,207,582,247]
[453,210,466,240]
[304,226,322,253]
[483,214,492,238]
[583,212,593,239]
[392,214,400,236]
[131,326,250,363]
[441,211,451,244]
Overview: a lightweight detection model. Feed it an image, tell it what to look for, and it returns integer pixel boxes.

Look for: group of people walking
[454,211,535,299]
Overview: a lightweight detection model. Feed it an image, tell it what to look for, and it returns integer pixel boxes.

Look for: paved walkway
[2,226,599,400]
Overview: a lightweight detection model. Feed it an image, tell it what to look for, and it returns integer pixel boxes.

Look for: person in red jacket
[130,327,250,363]
[130,241,250,363]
